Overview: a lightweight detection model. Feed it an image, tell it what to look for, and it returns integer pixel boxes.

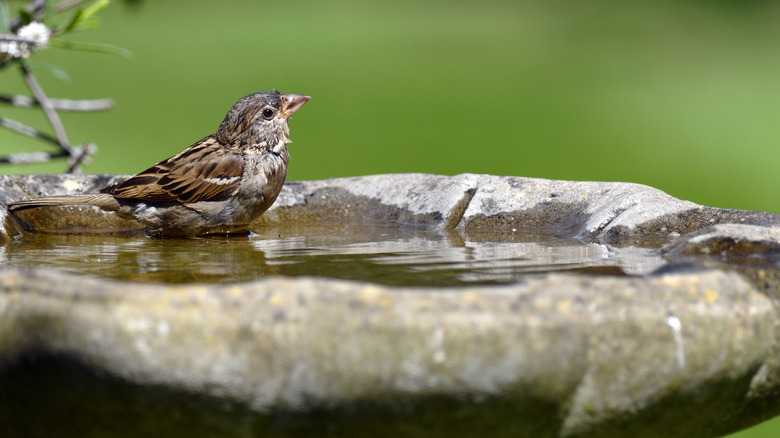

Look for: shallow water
[2,221,670,286]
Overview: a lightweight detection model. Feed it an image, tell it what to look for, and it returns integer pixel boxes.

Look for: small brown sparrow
[8,91,310,236]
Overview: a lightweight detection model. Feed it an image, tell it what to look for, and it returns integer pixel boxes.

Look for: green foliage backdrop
[3,0,780,213]
[2,0,780,214]
[3,1,780,435]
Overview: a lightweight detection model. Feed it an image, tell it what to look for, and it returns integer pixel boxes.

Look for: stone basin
[1,173,780,437]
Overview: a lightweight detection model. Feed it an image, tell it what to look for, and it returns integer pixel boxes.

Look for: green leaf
[18,8,32,26]
[61,8,84,33]
[81,0,110,23]
[26,60,71,83]
[48,39,132,58]
[0,3,10,34]
[60,0,112,33]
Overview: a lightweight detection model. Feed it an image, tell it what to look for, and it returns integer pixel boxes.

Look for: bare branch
[65,142,95,173]
[0,150,68,165]
[0,116,95,172]
[0,114,76,166]
[50,97,114,111]
[1,0,112,173]
[0,116,60,145]
[0,94,114,111]
[0,34,39,44]
[0,116,94,167]
[19,62,75,155]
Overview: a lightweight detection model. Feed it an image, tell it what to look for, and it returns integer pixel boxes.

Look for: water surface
[2,222,671,286]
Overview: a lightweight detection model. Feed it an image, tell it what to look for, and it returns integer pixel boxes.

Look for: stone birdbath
[1,172,779,437]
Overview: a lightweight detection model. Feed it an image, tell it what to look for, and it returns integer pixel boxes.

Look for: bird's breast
[237,150,288,207]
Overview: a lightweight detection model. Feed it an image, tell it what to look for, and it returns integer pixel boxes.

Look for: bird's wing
[102,136,244,203]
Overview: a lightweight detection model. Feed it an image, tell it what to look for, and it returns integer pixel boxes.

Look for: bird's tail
[7,194,120,212]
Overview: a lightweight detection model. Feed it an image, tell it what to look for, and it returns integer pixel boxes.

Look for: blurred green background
[2,0,780,214]
[3,0,780,435]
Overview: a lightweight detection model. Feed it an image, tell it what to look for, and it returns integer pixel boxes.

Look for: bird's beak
[280,94,311,118]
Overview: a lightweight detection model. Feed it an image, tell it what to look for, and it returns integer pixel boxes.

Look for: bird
[8,90,310,237]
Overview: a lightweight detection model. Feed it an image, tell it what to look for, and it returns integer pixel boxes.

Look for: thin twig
[65,142,94,173]
[0,115,93,166]
[0,116,60,145]
[0,94,114,111]
[0,34,39,44]
[0,150,68,164]
[19,61,75,155]
[0,115,94,167]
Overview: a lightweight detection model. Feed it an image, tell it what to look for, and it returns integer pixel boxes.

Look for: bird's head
[216,90,310,152]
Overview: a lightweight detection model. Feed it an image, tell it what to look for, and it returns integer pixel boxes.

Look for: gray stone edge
[0,267,776,436]
[2,173,780,435]
[3,173,780,248]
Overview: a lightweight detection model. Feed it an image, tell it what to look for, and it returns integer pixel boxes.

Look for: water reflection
[3,222,668,286]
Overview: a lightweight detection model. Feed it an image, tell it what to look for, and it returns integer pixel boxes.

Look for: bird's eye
[261,108,275,120]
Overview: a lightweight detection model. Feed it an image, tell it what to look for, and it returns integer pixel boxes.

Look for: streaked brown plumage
[8,91,310,236]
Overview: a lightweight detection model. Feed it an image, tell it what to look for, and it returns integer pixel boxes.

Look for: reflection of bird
[9,91,311,237]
